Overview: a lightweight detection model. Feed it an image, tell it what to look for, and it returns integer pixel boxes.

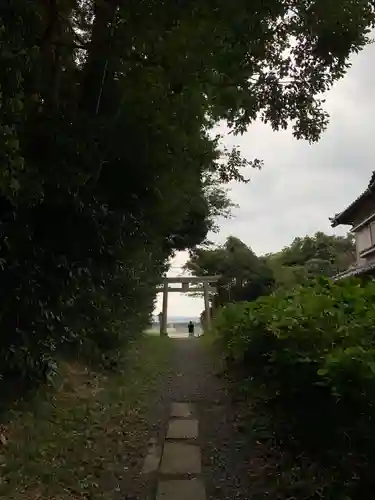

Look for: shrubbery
[212,277,375,495]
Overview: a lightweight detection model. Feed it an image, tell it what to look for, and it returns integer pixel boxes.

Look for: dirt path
[143,337,255,500]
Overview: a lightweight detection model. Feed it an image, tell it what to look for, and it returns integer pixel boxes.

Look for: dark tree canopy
[185,237,275,305]
[0,0,373,386]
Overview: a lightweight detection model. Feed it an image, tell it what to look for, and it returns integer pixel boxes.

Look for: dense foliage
[186,232,355,321]
[213,278,375,497]
[185,237,275,308]
[0,0,374,390]
[266,231,356,286]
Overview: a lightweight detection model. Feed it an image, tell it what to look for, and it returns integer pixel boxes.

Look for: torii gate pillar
[161,280,169,335]
[203,281,211,331]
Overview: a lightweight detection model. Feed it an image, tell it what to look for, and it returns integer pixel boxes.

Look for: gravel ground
[162,337,255,500]
[134,336,338,500]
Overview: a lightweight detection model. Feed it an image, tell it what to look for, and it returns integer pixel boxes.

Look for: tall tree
[0,0,373,384]
[266,232,356,286]
[185,237,275,305]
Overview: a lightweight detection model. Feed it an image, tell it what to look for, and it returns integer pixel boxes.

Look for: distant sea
[152,315,199,323]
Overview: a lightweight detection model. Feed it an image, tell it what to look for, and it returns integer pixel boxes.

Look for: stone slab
[167,419,198,439]
[171,402,193,418]
[156,479,206,500]
[142,438,162,473]
[160,442,201,474]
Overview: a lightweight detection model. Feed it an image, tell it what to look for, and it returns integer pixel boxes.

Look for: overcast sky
[155,41,375,318]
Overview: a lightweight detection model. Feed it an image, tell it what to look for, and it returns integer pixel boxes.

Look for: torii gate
[156,275,220,335]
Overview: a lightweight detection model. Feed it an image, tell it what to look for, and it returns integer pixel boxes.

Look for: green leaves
[212,277,375,496]
[185,236,275,305]
[266,232,356,287]
[0,0,374,407]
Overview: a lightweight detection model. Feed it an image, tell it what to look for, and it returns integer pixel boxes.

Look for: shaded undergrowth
[0,335,171,500]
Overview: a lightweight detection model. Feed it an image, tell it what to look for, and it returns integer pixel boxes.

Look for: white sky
[155,42,375,318]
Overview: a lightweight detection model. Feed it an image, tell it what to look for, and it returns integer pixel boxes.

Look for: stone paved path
[141,336,254,500]
[157,402,205,499]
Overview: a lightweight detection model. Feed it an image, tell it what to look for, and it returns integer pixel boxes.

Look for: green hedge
[212,277,375,494]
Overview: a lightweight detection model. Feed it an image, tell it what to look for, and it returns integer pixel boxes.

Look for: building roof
[330,172,375,227]
[332,261,375,281]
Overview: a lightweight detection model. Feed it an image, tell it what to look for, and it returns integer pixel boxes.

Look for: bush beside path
[211,277,375,499]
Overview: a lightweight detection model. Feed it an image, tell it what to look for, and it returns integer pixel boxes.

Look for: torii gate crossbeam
[157,275,220,335]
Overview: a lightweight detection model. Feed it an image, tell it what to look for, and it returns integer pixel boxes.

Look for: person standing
[188,320,195,337]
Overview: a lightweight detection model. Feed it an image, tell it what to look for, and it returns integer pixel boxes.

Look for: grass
[0,335,171,500]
